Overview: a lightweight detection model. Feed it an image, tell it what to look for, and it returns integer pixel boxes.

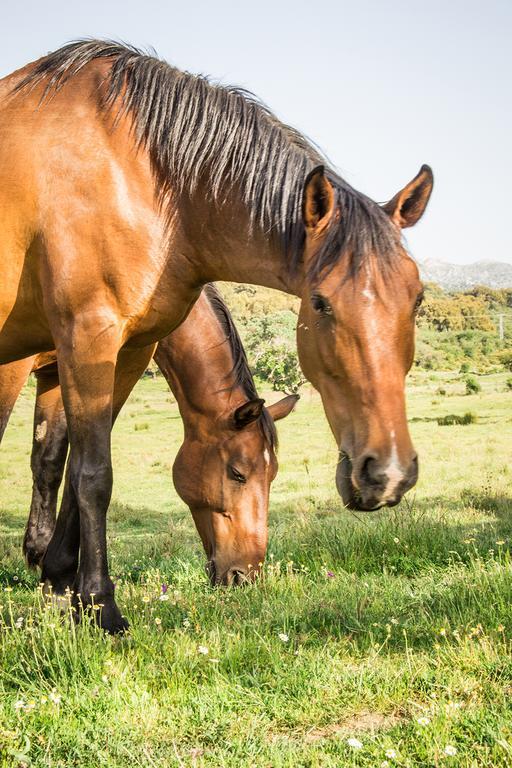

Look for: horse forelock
[14,39,400,281]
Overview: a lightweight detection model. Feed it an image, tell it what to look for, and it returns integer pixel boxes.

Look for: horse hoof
[96,603,129,635]
[22,538,46,570]
[75,595,129,635]
[24,548,44,570]
[103,613,129,635]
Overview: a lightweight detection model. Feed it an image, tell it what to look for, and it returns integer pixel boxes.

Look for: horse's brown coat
[0,43,433,630]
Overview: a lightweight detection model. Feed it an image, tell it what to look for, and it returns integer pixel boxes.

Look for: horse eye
[311,293,332,315]
[414,291,424,314]
[229,466,246,484]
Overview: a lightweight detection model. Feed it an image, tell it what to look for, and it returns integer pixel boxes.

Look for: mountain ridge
[418,258,512,290]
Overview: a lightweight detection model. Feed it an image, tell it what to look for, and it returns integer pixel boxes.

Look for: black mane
[204,284,277,449]
[15,39,400,279]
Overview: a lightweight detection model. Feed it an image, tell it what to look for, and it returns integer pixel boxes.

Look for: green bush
[506,378,512,392]
[465,376,481,395]
[413,328,509,373]
[417,292,495,332]
[499,350,512,372]
[437,412,477,426]
[252,343,305,394]
[243,311,305,394]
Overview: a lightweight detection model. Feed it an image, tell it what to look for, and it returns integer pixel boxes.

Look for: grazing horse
[0,41,433,631]
[0,286,297,586]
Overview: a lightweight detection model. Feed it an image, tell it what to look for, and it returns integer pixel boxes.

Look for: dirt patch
[269,711,401,745]
[304,711,400,743]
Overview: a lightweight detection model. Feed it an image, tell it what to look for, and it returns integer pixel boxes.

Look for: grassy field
[0,370,511,767]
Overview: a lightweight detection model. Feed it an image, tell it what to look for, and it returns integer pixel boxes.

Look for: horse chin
[336,453,388,512]
[206,559,217,586]
[336,453,360,509]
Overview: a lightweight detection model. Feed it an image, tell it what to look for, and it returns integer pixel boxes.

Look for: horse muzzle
[206,560,260,587]
[336,452,418,511]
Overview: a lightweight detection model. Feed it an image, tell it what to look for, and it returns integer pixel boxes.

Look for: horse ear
[233,398,265,429]
[266,394,300,422]
[303,165,335,232]
[383,164,434,229]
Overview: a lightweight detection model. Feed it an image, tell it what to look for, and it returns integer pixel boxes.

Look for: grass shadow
[266,491,512,579]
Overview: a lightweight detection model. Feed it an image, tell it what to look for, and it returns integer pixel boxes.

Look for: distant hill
[419,259,512,291]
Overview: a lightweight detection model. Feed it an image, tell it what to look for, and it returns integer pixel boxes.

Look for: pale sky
[1,0,510,265]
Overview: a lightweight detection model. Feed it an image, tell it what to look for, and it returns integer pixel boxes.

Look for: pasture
[0,371,511,767]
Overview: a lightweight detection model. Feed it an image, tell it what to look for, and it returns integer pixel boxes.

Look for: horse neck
[152,294,248,438]
[177,191,304,297]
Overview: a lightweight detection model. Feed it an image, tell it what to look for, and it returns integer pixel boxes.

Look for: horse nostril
[207,562,248,587]
[360,454,385,489]
[224,568,248,586]
[231,569,246,586]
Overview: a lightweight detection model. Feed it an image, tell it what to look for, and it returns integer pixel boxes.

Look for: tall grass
[1,373,511,766]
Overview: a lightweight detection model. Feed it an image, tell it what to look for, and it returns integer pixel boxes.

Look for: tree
[252,342,305,394]
[417,289,495,332]
[243,311,305,394]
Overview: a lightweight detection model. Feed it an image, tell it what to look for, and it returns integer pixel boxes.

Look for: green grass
[1,372,511,767]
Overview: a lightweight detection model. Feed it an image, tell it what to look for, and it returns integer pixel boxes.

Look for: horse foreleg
[41,339,155,631]
[23,361,68,568]
[36,319,123,631]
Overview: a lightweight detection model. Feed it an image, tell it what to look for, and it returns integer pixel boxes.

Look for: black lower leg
[40,469,80,593]
[23,379,68,567]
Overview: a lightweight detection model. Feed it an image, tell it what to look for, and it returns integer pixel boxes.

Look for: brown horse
[0,286,297,587]
[0,41,433,630]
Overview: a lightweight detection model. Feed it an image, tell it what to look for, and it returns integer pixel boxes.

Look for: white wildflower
[49,689,61,705]
[346,737,363,749]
